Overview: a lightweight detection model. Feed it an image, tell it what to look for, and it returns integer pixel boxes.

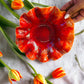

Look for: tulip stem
[31,73,36,77]
[0,59,11,70]
[45,78,53,84]
[32,2,49,7]
[45,75,53,84]
[75,29,84,36]
[0,0,20,19]
[0,26,25,56]
[12,47,38,75]
[0,15,18,28]
[46,75,52,79]
[75,55,84,72]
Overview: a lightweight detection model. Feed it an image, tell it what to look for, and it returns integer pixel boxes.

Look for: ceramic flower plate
[16,6,74,62]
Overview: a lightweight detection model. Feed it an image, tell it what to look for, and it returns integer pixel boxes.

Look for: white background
[0,0,84,84]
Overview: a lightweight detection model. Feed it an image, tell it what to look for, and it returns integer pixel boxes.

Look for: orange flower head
[8,69,22,84]
[34,78,41,84]
[16,6,74,62]
[34,74,47,84]
[11,0,24,10]
[0,51,3,57]
[52,67,66,78]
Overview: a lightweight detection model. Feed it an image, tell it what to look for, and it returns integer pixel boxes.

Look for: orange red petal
[0,51,3,57]
[9,77,13,84]
[34,78,41,84]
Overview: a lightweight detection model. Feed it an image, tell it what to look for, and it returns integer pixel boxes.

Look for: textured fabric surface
[0,0,84,84]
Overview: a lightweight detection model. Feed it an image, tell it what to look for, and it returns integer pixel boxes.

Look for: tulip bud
[34,74,47,84]
[52,67,66,78]
[11,0,24,10]
[34,78,40,84]
[8,69,22,84]
[0,51,3,57]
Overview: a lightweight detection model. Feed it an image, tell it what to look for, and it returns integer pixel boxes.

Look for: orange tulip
[52,67,66,78]
[8,69,22,84]
[34,74,47,84]
[0,51,3,57]
[11,0,24,10]
[34,78,41,84]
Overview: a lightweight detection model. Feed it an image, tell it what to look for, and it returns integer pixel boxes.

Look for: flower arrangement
[0,0,84,84]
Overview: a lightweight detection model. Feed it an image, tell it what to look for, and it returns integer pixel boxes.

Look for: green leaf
[0,0,20,19]
[23,0,34,10]
[0,62,5,67]
[0,26,25,56]
[0,15,17,28]
[32,2,49,7]
[23,0,49,10]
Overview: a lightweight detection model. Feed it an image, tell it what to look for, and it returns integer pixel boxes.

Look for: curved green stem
[75,29,84,36]
[0,62,5,67]
[46,75,52,79]
[75,55,84,72]
[23,0,35,10]
[12,47,37,75]
[0,15,17,28]
[45,78,53,84]
[0,59,11,70]
[32,73,36,77]
[32,2,49,7]
[45,75,53,84]
[0,26,25,56]
[0,0,20,19]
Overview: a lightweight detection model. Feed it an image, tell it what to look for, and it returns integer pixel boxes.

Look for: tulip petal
[8,77,13,84]
[0,51,3,57]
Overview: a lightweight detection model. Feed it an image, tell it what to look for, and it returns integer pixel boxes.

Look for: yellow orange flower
[52,67,66,78]
[34,74,47,84]
[34,78,41,84]
[11,0,24,10]
[0,51,3,57]
[8,69,22,84]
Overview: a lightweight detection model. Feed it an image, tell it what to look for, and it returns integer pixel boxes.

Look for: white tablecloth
[0,0,84,84]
